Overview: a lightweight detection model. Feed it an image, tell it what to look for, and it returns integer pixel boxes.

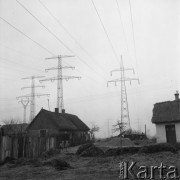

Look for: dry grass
[0,151,180,180]
[0,143,180,180]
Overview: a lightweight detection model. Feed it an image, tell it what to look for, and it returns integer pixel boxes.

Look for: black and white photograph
[0,0,179,179]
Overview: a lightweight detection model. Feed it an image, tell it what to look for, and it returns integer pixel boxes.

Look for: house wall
[156,124,166,143]
[156,122,180,143]
[27,129,60,137]
[175,122,180,142]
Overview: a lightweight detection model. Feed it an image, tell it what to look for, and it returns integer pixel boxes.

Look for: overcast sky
[0,0,179,137]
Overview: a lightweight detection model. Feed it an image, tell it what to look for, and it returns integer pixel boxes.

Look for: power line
[0,60,39,75]
[38,0,109,76]
[128,0,138,68]
[0,44,45,67]
[0,16,54,56]
[0,43,43,60]
[0,57,44,73]
[16,0,107,82]
[91,0,120,64]
[0,43,100,84]
[115,0,130,59]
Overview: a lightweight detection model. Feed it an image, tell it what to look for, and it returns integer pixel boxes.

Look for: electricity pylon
[40,55,81,113]
[17,76,50,122]
[18,97,30,123]
[107,56,139,130]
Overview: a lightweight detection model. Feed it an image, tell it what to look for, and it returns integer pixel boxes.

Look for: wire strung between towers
[0,17,54,56]
[91,0,120,64]
[128,0,138,69]
[115,0,130,59]
[38,0,109,76]
[16,0,107,82]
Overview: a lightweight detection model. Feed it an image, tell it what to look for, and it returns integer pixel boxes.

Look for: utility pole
[40,55,81,113]
[106,119,111,138]
[17,76,50,122]
[107,56,139,130]
[107,119,110,138]
[18,97,30,123]
[47,99,50,111]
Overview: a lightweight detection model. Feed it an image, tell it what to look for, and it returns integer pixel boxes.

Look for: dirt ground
[0,144,180,180]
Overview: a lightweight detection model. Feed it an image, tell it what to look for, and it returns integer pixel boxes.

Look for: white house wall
[156,122,180,143]
[175,122,180,142]
[156,124,166,143]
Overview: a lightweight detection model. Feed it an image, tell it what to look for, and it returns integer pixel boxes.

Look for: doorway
[165,124,177,144]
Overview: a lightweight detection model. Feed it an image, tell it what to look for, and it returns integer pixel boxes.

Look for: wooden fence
[0,135,56,162]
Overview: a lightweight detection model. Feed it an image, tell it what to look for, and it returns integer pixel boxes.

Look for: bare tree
[1,117,24,135]
[112,120,126,136]
[2,117,20,125]
[89,122,100,141]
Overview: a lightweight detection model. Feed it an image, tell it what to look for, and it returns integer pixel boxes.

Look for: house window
[40,129,47,137]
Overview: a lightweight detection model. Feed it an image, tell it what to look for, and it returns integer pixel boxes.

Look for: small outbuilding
[152,91,180,144]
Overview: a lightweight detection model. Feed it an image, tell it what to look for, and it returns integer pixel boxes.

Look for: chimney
[55,108,59,115]
[62,109,65,114]
[174,91,179,100]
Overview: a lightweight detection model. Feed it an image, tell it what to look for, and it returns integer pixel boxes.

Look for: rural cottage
[27,108,90,146]
[152,91,180,144]
[0,108,90,161]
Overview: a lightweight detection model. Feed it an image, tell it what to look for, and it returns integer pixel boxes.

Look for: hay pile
[76,143,104,157]
[95,137,134,148]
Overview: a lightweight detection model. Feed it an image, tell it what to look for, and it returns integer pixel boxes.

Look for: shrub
[41,148,61,158]
[105,146,140,156]
[104,143,177,156]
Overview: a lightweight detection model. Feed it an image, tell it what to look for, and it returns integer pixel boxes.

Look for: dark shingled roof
[152,100,180,124]
[27,109,90,131]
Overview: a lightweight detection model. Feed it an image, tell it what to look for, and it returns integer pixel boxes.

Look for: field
[0,139,180,180]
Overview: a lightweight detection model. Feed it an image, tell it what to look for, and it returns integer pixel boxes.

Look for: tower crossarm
[18,99,30,106]
[111,68,134,76]
[61,76,81,81]
[21,85,45,90]
[17,93,50,99]
[22,76,45,80]
[107,78,139,86]
[45,55,74,60]
[40,76,81,83]
[45,66,75,72]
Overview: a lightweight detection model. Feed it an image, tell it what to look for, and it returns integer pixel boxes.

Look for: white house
[152,91,180,144]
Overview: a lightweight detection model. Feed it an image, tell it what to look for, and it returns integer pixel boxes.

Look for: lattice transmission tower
[107,56,139,130]
[17,97,30,123]
[40,55,81,113]
[17,76,50,122]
